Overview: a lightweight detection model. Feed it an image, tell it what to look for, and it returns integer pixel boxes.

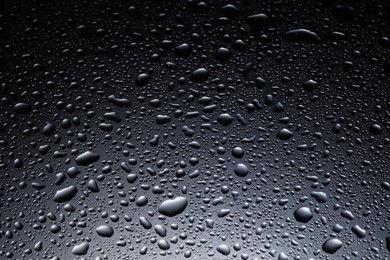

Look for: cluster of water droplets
[0,0,389,259]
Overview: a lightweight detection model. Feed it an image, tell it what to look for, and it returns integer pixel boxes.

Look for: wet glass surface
[0,0,390,259]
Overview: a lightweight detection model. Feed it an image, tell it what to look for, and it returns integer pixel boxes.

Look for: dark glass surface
[0,0,389,259]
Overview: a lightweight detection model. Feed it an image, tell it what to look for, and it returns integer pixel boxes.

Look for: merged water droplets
[72,242,89,256]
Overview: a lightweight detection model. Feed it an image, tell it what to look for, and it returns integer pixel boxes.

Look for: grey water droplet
[310,191,328,203]
[157,239,170,250]
[158,197,188,217]
[217,113,234,126]
[215,47,231,62]
[294,206,313,223]
[369,124,382,135]
[96,225,114,237]
[234,163,249,177]
[154,224,167,237]
[108,95,131,107]
[87,179,99,192]
[301,80,318,92]
[246,13,268,28]
[135,73,151,86]
[156,114,171,125]
[276,128,293,140]
[34,241,43,251]
[232,147,244,158]
[72,242,89,255]
[216,244,230,255]
[75,151,100,166]
[351,225,366,238]
[14,102,31,113]
[190,68,210,83]
[284,29,321,43]
[42,122,56,136]
[136,196,148,207]
[322,238,343,254]
[139,217,152,229]
[53,186,78,203]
